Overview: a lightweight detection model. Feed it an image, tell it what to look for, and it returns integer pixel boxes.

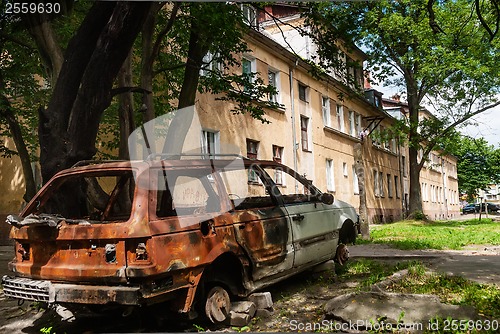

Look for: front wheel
[204,286,230,324]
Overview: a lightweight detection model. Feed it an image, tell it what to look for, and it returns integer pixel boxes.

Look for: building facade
[0,4,460,244]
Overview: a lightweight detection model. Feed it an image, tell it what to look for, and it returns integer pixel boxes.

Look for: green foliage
[301,0,499,215]
[366,219,500,250]
[450,136,500,200]
[40,327,55,334]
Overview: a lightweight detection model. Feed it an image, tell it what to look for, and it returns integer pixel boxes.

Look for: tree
[427,0,500,41]
[452,136,500,201]
[0,8,45,201]
[301,0,500,216]
[3,0,279,204]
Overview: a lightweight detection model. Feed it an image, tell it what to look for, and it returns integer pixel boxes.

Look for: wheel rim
[205,286,230,323]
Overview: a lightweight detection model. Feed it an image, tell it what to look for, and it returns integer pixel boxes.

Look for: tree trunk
[40,2,151,183]
[406,75,424,215]
[117,52,135,160]
[23,12,64,87]
[0,96,37,202]
[163,22,208,155]
[140,6,157,123]
[354,143,369,239]
[39,1,116,183]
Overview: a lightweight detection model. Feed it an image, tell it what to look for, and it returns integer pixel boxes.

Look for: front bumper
[2,275,141,305]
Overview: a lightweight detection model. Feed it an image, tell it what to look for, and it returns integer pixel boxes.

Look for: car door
[217,163,294,281]
[261,165,338,268]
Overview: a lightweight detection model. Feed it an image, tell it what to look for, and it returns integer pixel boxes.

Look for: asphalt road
[350,244,500,286]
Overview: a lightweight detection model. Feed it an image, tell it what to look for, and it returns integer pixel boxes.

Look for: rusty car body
[2,156,358,322]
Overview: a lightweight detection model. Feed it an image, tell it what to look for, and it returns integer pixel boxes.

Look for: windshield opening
[32,171,136,222]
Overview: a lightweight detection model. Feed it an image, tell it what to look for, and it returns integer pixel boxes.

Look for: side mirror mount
[320,193,334,205]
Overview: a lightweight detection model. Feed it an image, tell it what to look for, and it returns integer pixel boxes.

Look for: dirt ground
[1,243,499,333]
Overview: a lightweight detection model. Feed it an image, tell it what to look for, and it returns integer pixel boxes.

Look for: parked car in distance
[2,156,359,323]
[462,204,476,214]
[475,202,500,213]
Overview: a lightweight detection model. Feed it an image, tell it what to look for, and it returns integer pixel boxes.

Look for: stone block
[230,301,256,317]
[248,292,273,310]
[229,311,251,327]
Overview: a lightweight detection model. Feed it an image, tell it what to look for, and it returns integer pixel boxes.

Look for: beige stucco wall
[0,138,26,244]
[0,29,461,239]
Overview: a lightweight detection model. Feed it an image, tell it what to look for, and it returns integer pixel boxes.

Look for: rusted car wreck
[2,156,358,323]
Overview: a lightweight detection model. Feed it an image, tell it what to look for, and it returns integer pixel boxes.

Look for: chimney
[391,94,401,102]
[364,70,371,89]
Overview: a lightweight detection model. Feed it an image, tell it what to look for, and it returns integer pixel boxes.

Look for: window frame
[300,116,310,151]
[298,83,308,102]
[326,159,335,192]
[322,96,331,127]
[336,104,345,132]
[201,129,220,157]
[268,68,280,103]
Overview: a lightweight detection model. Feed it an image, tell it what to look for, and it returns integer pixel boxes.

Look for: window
[394,175,400,198]
[242,56,255,91]
[298,83,308,102]
[370,122,380,146]
[356,113,362,136]
[268,69,279,103]
[379,171,384,197]
[246,139,259,182]
[156,171,221,217]
[272,145,284,185]
[373,170,379,197]
[200,52,222,76]
[349,111,356,136]
[336,104,344,132]
[201,130,220,157]
[322,96,331,127]
[387,174,393,198]
[326,159,335,192]
[353,166,359,195]
[402,156,407,177]
[300,116,309,151]
[241,4,257,28]
[343,162,348,177]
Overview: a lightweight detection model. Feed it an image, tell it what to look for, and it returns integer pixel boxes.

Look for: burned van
[2,157,358,323]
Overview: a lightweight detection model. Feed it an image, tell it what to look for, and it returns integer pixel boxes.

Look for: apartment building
[0,4,460,244]
[383,97,460,219]
[196,8,406,224]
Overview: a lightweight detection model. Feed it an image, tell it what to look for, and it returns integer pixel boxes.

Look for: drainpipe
[397,138,405,218]
[289,60,299,193]
[441,158,449,219]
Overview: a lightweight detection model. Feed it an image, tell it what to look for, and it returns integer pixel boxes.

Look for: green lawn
[359,218,500,250]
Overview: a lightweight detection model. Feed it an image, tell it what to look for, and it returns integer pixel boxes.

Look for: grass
[358,218,500,250]
[336,258,421,289]
[387,263,500,320]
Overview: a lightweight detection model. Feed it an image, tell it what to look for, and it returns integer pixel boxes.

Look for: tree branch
[151,2,180,67]
[111,86,151,98]
[475,0,496,41]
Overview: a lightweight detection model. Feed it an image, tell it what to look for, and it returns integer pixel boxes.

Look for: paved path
[350,244,500,285]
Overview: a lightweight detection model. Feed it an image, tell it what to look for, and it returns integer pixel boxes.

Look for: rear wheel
[204,286,230,324]
[334,244,349,266]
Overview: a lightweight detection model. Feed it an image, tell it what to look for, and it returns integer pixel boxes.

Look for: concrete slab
[325,292,479,332]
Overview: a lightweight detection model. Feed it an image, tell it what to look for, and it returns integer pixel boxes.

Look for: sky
[373,84,500,148]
